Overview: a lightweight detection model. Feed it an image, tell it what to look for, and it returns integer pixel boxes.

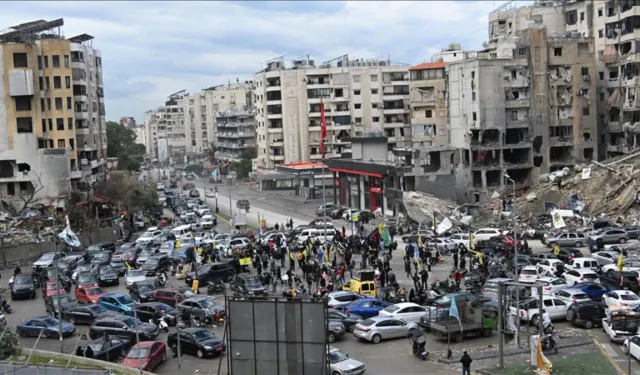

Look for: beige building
[252,56,411,170]
[0,19,106,210]
[409,61,449,149]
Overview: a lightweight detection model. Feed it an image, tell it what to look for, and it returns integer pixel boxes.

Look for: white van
[565,257,600,272]
[297,228,336,245]
[171,224,192,237]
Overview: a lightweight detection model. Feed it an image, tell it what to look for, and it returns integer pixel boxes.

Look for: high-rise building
[216,108,256,162]
[0,18,106,210]
[252,56,411,170]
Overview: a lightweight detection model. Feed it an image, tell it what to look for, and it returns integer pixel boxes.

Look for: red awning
[329,167,382,178]
[370,187,382,193]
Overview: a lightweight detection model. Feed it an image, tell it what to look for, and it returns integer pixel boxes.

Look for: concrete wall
[0,226,117,266]
[415,174,457,201]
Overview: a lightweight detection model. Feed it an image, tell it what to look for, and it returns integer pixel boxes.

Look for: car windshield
[86,287,104,296]
[122,317,140,328]
[87,341,106,352]
[198,299,215,309]
[124,250,136,257]
[138,284,154,292]
[145,258,159,265]
[127,347,151,359]
[87,305,107,313]
[116,295,134,305]
[621,294,640,301]
[15,277,31,285]
[77,274,95,283]
[46,283,60,291]
[139,251,152,258]
[196,264,212,274]
[383,305,401,313]
[360,319,376,327]
[41,317,58,327]
[329,350,349,364]
[128,270,144,277]
[59,296,74,304]
[94,253,109,260]
[100,266,115,274]
[245,278,262,287]
[522,270,537,275]
[77,265,91,272]
[155,304,173,312]
[39,254,54,261]
[192,329,215,342]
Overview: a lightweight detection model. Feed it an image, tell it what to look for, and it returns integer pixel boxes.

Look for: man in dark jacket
[460,351,472,375]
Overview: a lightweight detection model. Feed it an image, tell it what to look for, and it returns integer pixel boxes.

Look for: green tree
[106,121,145,172]
[231,148,256,179]
[205,142,217,162]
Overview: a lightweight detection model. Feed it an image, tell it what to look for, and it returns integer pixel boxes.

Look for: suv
[565,301,606,329]
[185,262,235,287]
[89,316,159,342]
[232,274,266,296]
[177,296,225,320]
[588,229,629,248]
[546,232,588,247]
[224,238,250,257]
[600,269,640,293]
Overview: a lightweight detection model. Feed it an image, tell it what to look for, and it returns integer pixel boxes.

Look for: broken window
[554,47,563,56]
[583,128,592,141]
[13,53,27,68]
[511,110,518,121]
[425,110,433,118]
[518,48,528,56]
[334,88,343,98]
[16,117,33,133]
[565,10,577,25]
[14,96,31,111]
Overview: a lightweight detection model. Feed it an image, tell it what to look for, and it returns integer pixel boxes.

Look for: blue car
[341,298,391,319]
[98,293,137,315]
[17,316,75,338]
[572,282,610,301]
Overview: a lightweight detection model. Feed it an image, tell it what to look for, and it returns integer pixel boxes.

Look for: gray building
[215,107,257,162]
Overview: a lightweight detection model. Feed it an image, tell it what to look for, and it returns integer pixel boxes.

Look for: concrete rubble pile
[476,151,640,229]
[0,216,56,247]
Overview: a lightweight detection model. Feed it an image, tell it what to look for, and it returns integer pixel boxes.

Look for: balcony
[269,154,285,161]
[607,121,622,132]
[266,85,281,92]
[382,94,408,101]
[331,94,350,102]
[505,99,530,108]
[76,127,90,135]
[267,113,282,119]
[549,136,573,147]
[8,69,34,96]
[74,95,88,103]
[267,127,283,134]
[624,76,640,87]
[74,112,89,120]
[505,119,530,128]
[620,29,640,44]
[607,77,620,88]
[383,107,407,115]
[70,169,82,179]
[332,109,350,116]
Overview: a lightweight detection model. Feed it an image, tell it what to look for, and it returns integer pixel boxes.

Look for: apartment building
[448,26,597,202]
[0,19,106,211]
[142,107,165,160]
[216,108,256,161]
[252,56,411,170]
[119,116,136,128]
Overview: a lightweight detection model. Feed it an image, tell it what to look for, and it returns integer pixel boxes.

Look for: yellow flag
[618,251,625,272]
[470,234,475,250]
[125,261,132,271]
[472,250,483,265]
[378,222,384,236]
[553,244,560,255]
[418,235,422,248]
[536,335,553,374]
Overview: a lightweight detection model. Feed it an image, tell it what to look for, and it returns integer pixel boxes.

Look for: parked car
[123,341,167,371]
[17,316,75,338]
[602,259,640,273]
[600,270,640,293]
[130,282,157,303]
[562,269,600,285]
[33,252,67,270]
[45,295,77,317]
[340,298,391,319]
[378,302,427,324]
[132,302,178,326]
[588,228,629,248]
[518,265,547,284]
[623,226,640,239]
[316,203,338,217]
[553,248,585,263]
[177,296,225,320]
[327,308,364,333]
[551,288,591,306]
[591,251,622,266]
[473,228,503,242]
[89,315,158,342]
[231,274,266,296]
[603,290,640,308]
[91,251,112,267]
[167,328,225,358]
[530,277,569,298]
[11,274,35,300]
[325,291,364,309]
[537,259,565,275]
[185,262,235,286]
[353,316,421,344]
[152,288,196,307]
[109,261,127,276]
[140,255,170,276]
[97,266,120,287]
[546,232,588,247]
[63,304,120,325]
[76,271,98,288]
[327,320,346,343]
[75,286,105,305]
[125,270,147,289]
[569,282,610,301]
[42,280,67,299]
[509,296,569,326]
[328,347,366,375]
[79,336,132,361]
[565,301,606,329]
[98,293,136,316]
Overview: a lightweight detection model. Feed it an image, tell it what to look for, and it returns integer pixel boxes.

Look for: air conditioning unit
[582,75,590,81]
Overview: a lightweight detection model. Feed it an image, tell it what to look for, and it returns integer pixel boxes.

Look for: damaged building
[448,27,597,203]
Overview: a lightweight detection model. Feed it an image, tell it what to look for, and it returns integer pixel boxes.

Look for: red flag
[319,99,327,157]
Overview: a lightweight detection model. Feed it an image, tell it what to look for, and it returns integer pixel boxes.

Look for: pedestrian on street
[289,250,295,271]
[275,223,280,231]
[419,268,429,290]
[460,351,473,375]
[404,257,412,278]
[453,251,459,269]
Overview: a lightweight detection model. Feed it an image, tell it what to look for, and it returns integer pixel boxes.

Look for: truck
[421,300,498,343]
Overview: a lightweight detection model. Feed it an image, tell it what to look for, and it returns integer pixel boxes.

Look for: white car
[125,269,147,288]
[509,296,569,326]
[603,312,637,343]
[623,335,640,360]
[592,251,621,266]
[378,302,427,324]
[135,229,163,244]
[531,277,569,298]
[603,290,640,309]
[447,233,470,247]
[518,265,546,284]
[201,215,214,230]
[205,190,216,198]
[325,291,363,309]
[224,238,250,257]
[551,288,590,306]
[562,269,600,285]
[32,252,66,269]
[602,259,640,273]
[537,259,565,276]
[565,257,600,272]
[473,228,503,242]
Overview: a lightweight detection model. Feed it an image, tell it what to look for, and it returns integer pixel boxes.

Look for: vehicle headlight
[203,346,213,350]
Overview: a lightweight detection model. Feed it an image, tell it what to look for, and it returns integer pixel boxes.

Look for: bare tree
[0,172,47,215]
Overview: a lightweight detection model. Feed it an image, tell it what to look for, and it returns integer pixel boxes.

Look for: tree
[106,121,145,172]
[231,149,256,179]
[93,173,162,216]
[205,142,217,162]
[0,172,47,215]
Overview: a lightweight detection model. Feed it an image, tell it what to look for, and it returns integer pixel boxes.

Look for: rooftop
[409,61,446,71]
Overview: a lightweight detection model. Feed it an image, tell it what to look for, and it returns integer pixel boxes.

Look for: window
[48,119,52,131]
[46,98,51,111]
[53,76,61,89]
[68,118,73,130]
[355,117,362,123]
[354,90,361,96]
[598,29,603,38]
[43,56,48,68]
[14,96,31,111]
[64,55,69,68]
[371,75,378,81]
[55,97,63,110]
[372,103,379,109]
[57,139,65,148]
[16,117,33,133]
[41,119,46,133]
[535,47,541,62]
[425,110,433,118]
[599,72,604,80]
[472,92,476,101]
[554,47,562,56]
[599,92,605,101]
[56,118,64,130]
[37,56,42,70]
[472,112,477,121]
[66,97,72,110]
[471,71,475,79]
[355,103,361,109]
[65,76,71,89]
[353,75,361,83]
[39,77,43,90]
[13,53,28,68]
[45,77,50,90]
[580,12,584,21]
[518,47,527,56]
[52,55,60,68]
[581,67,589,76]
[598,8,603,17]
[583,107,590,116]
[372,116,380,122]
[371,89,378,95]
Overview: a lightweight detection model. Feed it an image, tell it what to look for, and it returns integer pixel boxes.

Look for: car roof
[132,341,159,349]
[559,288,587,294]
[537,277,562,282]
[103,293,126,298]
[391,302,419,308]
[328,291,357,297]
[182,327,210,334]
[522,265,539,270]
[613,290,637,294]
[366,316,401,322]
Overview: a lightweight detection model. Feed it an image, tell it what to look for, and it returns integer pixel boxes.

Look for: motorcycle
[410,334,429,360]
[8,276,14,290]
[541,323,558,353]
[150,317,169,333]
[207,279,226,295]
[0,298,12,314]
[154,272,167,288]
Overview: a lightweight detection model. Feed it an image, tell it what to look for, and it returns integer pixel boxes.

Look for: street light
[504,171,519,347]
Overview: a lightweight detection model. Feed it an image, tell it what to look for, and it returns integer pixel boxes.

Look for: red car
[123,341,166,371]
[75,286,104,304]
[42,280,67,298]
[503,234,522,248]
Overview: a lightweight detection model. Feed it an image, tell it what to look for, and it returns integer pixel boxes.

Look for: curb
[592,336,626,375]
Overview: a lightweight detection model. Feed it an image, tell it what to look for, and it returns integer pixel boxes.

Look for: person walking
[460,351,473,375]
[453,250,459,269]
[419,268,429,290]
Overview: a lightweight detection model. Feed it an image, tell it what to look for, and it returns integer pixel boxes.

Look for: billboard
[226,296,329,375]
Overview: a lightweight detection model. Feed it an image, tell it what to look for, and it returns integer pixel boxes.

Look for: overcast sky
[3,1,518,123]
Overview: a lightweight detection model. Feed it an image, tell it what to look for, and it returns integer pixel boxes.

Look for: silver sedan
[353,316,421,344]
[591,251,621,266]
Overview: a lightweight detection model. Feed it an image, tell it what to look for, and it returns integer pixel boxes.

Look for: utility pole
[53,237,64,353]
[228,175,233,222]
[505,173,519,347]
[176,294,182,375]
